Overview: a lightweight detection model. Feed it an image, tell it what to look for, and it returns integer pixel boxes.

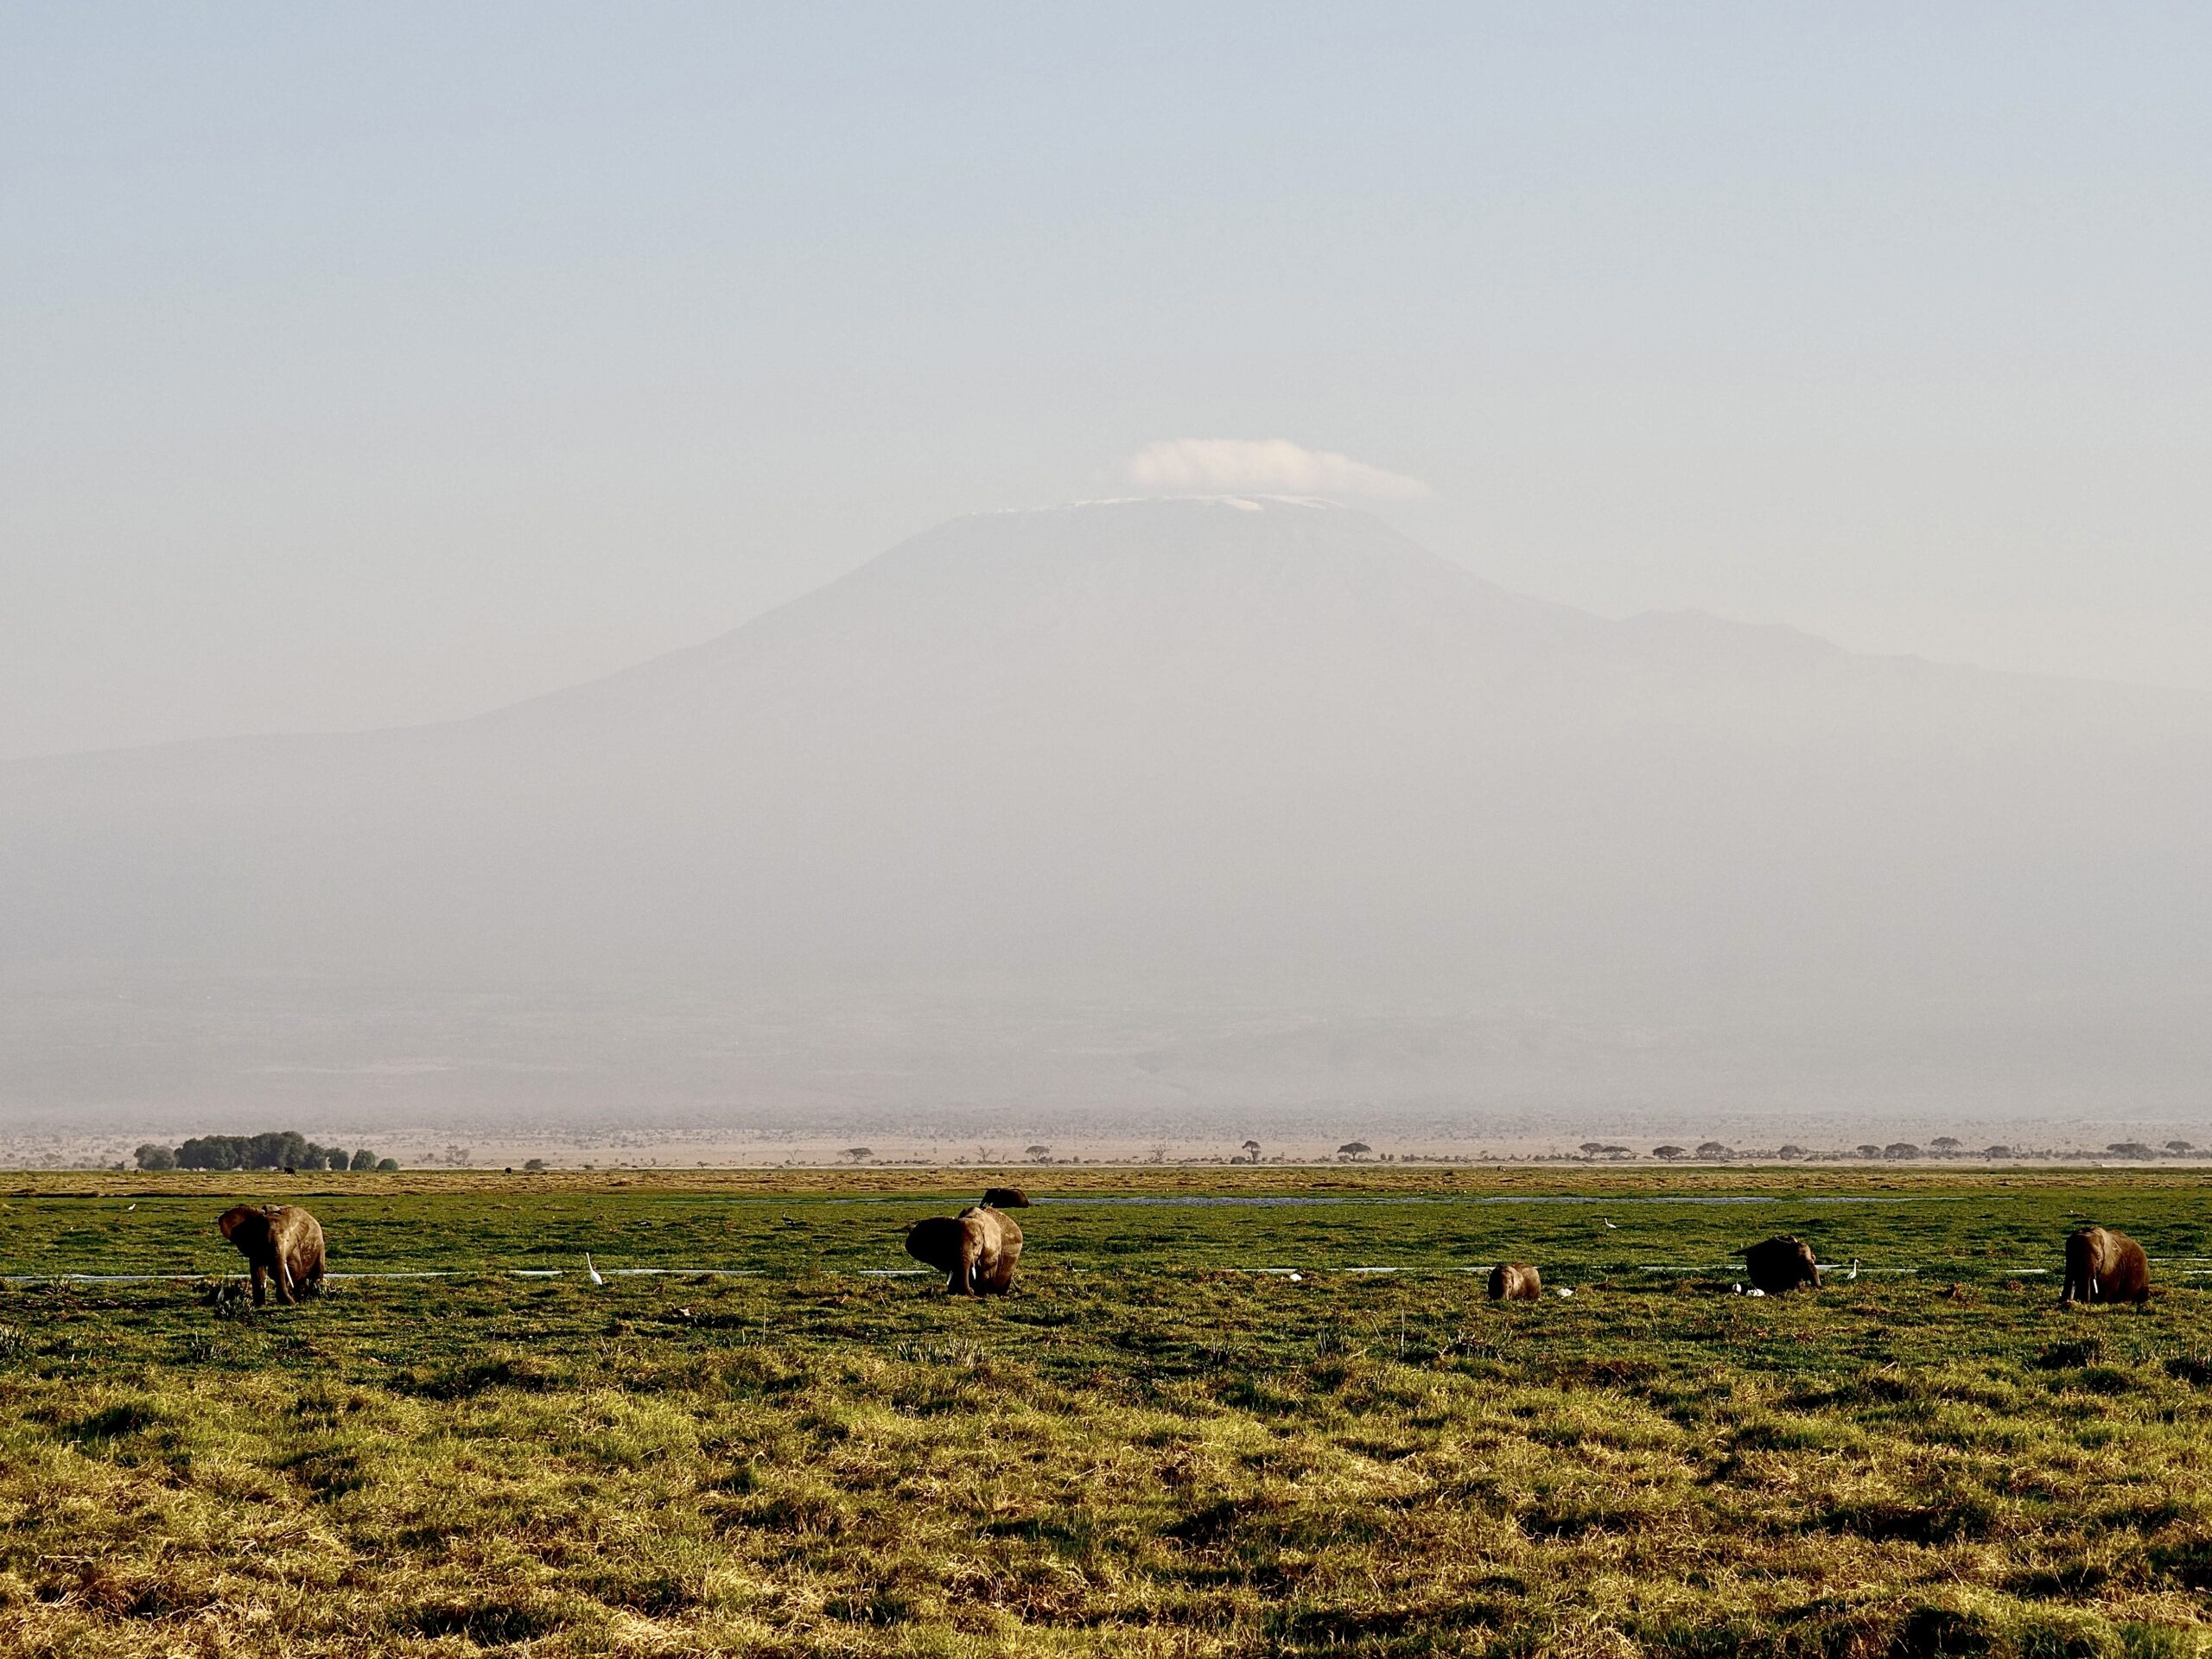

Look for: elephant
[1745,1235,1820,1294]
[1488,1262,1541,1300]
[980,1186,1032,1209]
[905,1205,1023,1295]
[217,1204,326,1306]
[2062,1225,2150,1306]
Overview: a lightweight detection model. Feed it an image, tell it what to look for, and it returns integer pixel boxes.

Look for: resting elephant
[906,1205,1023,1295]
[1488,1262,1541,1300]
[1745,1235,1820,1294]
[980,1186,1032,1209]
[2062,1225,2150,1306]
[217,1204,327,1306]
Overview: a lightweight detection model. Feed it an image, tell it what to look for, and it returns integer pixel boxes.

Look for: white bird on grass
[585,1254,604,1287]
[1847,1259,1860,1281]
[1745,1287,1766,1298]
[1554,1287,1574,1299]
[1287,1272,1304,1283]
[1600,1218,1617,1230]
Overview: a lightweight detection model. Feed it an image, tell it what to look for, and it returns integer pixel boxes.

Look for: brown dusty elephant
[1488,1263,1541,1301]
[2062,1226,2150,1306]
[217,1204,327,1306]
[905,1205,1023,1295]
[980,1186,1032,1209]
[1745,1236,1821,1294]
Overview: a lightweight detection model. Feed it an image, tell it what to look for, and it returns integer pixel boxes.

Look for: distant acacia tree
[1579,1141,1607,1158]
[1025,1144,1051,1162]
[1338,1141,1372,1160]
[1651,1145,1686,1161]
[842,1147,874,1163]
[2107,1142,2155,1159]
[1929,1136,1962,1155]
[133,1143,176,1171]
[1856,1145,1884,1160]
[349,1148,380,1171]
[1883,1142,1921,1160]
[1776,1144,1805,1160]
[1983,1145,2013,1159]
[2166,1140,2196,1154]
[1694,1141,1732,1160]
[1241,1140,1262,1163]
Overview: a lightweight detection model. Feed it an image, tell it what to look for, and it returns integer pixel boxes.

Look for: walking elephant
[217,1204,327,1306]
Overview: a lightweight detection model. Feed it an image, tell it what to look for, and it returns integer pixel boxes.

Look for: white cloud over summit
[1125,439,1430,502]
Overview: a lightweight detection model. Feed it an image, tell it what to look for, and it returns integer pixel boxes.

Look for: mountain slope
[3,497,2208,1128]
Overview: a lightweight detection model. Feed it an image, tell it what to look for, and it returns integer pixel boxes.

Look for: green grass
[4,1167,2212,1656]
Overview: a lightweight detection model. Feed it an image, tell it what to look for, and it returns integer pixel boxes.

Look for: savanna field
[4,1167,2212,1658]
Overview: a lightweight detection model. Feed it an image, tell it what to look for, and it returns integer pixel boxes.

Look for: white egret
[585,1253,604,1287]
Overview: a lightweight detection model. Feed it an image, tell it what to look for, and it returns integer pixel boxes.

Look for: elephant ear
[905,1217,966,1274]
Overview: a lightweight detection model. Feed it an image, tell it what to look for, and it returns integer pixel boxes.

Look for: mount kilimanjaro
[4,497,2207,1138]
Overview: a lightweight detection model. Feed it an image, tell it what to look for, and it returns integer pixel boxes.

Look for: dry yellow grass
[2,1169,2209,1655]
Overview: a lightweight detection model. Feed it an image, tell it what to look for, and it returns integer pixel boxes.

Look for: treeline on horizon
[132,1129,395,1173]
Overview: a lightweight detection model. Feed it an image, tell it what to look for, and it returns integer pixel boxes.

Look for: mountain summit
[4,498,2208,1129]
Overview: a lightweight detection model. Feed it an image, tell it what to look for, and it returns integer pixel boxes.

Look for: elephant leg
[276,1256,296,1305]
[251,1262,268,1306]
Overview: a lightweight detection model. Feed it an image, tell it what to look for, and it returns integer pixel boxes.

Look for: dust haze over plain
[4,9,2210,1154]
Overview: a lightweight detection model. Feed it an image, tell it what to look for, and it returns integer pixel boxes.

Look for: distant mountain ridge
[3,497,2208,1128]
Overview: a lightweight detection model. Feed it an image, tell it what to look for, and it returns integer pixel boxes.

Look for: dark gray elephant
[1745,1236,1819,1294]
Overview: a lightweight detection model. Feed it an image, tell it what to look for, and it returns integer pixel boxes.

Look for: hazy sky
[4,3,2209,759]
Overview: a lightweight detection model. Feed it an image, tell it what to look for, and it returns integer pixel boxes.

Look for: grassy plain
[3,1166,2212,1657]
